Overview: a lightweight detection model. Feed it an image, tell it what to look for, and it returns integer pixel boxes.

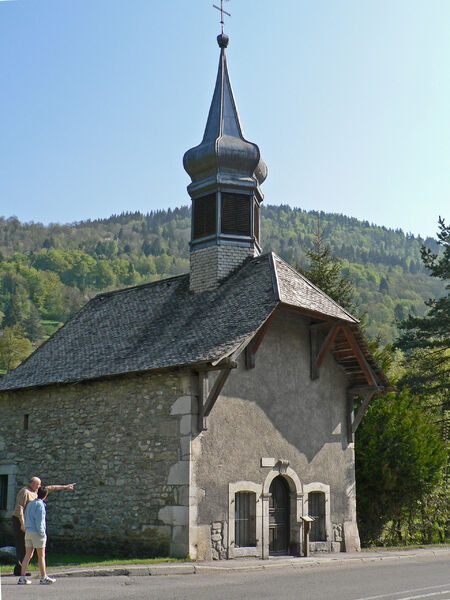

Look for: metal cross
[213,0,231,34]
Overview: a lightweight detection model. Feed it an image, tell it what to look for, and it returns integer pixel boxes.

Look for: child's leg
[20,547,34,577]
[36,547,46,579]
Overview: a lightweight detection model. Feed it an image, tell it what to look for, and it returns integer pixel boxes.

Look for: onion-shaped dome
[183,34,267,190]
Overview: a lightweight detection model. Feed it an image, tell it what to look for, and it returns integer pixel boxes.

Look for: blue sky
[0,0,449,238]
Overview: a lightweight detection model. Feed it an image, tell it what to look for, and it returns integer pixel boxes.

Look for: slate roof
[0,253,388,392]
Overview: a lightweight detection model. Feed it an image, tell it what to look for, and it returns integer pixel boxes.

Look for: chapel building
[0,32,389,560]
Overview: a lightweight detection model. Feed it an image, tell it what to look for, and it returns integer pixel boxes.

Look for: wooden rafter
[346,385,381,441]
[341,325,377,387]
[351,390,376,433]
[203,367,232,417]
[315,324,341,370]
[197,362,235,430]
[244,311,277,370]
[310,322,342,380]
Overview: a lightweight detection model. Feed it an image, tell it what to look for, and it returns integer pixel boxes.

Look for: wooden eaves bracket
[309,321,381,442]
[346,386,381,443]
[310,322,340,380]
[245,312,277,370]
[310,322,378,386]
[197,360,236,431]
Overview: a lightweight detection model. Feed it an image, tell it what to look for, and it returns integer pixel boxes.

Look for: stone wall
[0,370,194,558]
[189,245,257,293]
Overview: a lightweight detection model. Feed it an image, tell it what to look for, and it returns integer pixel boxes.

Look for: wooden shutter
[221,193,251,236]
[309,492,326,542]
[235,491,257,547]
[253,201,260,242]
[0,475,7,511]
[193,194,217,240]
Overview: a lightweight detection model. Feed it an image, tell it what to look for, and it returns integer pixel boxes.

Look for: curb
[2,548,449,579]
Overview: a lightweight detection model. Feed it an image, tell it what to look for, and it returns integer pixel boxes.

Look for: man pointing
[12,476,76,576]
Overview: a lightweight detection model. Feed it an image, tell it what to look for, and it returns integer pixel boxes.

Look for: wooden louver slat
[221,192,251,236]
[193,193,216,239]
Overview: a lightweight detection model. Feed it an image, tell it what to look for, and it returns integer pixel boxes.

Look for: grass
[2,543,448,574]
[41,320,63,336]
[0,554,181,574]
[362,542,450,552]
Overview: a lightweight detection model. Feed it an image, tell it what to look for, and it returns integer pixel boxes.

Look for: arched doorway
[269,476,290,554]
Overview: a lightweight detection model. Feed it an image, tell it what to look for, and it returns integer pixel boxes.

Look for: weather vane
[213,0,231,35]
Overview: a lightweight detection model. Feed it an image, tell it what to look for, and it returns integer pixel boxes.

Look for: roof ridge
[272,253,359,323]
[94,273,189,300]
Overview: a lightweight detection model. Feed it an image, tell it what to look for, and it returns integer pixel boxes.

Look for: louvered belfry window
[193,193,217,240]
[221,192,251,236]
[253,200,260,242]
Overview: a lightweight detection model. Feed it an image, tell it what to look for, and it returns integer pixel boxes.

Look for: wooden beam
[244,311,277,370]
[245,346,256,369]
[309,321,334,331]
[346,392,355,444]
[348,385,381,395]
[281,303,348,324]
[198,371,209,431]
[341,325,377,387]
[352,390,376,433]
[315,324,341,370]
[203,368,232,417]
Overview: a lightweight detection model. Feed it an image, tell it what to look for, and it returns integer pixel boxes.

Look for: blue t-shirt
[24,499,46,537]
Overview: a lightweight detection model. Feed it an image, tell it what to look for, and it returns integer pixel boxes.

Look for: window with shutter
[235,491,257,547]
[309,492,326,541]
[193,194,217,240]
[221,193,251,236]
[0,475,8,511]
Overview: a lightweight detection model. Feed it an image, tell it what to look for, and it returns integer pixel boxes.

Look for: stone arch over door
[262,466,303,558]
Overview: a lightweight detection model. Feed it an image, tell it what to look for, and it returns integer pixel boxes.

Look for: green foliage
[0,206,444,371]
[356,390,447,545]
[0,325,33,371]
[397,217,450,398]
[295,222,356,314]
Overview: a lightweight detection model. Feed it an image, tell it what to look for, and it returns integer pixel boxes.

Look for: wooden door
[269,476,290,554]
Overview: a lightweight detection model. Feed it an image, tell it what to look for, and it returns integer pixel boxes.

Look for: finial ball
[217,33,229,48]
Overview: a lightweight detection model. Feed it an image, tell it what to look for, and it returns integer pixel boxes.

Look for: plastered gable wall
[193,309,356,556]
[0,370,194,558]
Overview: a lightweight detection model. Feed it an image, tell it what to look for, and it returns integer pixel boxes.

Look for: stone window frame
[0,463,18,517]
[303,482,332,544]
[228,481,263,558]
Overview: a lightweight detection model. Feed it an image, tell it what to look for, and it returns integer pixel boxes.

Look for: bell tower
[183,32,267,293]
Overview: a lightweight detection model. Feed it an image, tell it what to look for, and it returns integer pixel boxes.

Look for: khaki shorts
[25,531,46,549]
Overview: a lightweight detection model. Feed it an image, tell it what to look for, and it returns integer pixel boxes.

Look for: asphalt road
[1,556,449,600]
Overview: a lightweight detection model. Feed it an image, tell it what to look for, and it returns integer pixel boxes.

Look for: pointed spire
[183,34,267,190]
[184,33,268,293]
[202,34,243,142]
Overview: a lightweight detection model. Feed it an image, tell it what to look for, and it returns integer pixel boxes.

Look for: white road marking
[401,593,450,600]
[355,584,450,600]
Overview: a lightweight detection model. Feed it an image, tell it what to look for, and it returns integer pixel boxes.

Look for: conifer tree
[297,220,356,314]
[397,217,450,398]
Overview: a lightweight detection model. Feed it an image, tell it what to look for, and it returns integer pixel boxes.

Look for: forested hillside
[0,205,444,370]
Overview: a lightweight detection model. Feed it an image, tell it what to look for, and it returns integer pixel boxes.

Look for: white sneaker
[40,575,56,585]
[17,576,31,585]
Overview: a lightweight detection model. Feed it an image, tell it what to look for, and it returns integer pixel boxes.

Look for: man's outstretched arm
[46,483,76,492]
